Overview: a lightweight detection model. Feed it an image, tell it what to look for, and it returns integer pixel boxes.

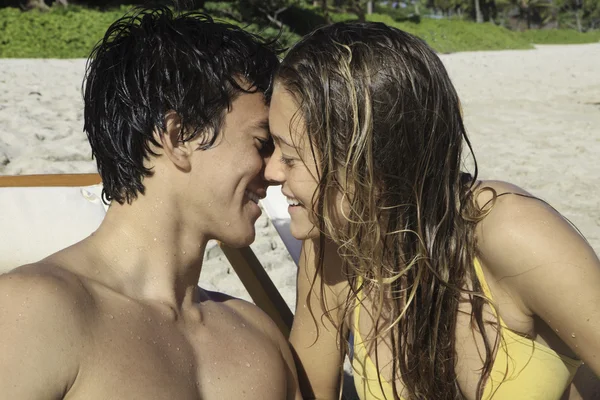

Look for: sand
[1,43,599,312]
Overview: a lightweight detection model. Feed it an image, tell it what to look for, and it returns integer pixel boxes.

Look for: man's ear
[158,111,193,172]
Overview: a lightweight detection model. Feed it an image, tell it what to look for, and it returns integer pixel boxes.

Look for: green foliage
[204,1,240,16]
[0,3,597,58]
[520,27,600,42]
[0,4,299,58]
[237,0,295,24]
[366,13,535,52]
[0,5,128,58]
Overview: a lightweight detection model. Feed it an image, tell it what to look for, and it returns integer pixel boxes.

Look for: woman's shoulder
[472,179,575,265]
[472,179,533,210]
[472,179,597,307]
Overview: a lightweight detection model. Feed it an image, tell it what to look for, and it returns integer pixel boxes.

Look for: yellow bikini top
[351,258,581,400]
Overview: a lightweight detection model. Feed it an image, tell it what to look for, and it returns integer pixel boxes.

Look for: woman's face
[264,83,321,240]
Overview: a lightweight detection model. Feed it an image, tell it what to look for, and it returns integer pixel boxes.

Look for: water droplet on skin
[176,347,180,351]
[137,336,141,340]
[572,333,576,338]
[246,362,251,367]
[182,251,186,255]
[226,222,231,226]
[168,343,171,347]
[241,323,246,328]
[153,237,157,241]
[109,314,114,319]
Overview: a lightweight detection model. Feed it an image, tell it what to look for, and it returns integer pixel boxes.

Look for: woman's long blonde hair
[277,22,497,399]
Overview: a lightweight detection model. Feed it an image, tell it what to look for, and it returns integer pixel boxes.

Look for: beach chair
[0,173,294,337]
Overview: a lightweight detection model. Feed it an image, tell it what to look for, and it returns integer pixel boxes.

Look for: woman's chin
[289,221,320,241]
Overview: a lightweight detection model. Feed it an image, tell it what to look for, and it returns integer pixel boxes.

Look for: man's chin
[218,230,256,249]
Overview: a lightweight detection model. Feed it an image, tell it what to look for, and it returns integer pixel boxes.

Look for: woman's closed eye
[279,154,296,166]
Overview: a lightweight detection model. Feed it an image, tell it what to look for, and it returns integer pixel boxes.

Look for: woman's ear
[158,111,193,172]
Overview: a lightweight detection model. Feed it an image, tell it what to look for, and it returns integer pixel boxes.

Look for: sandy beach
[0,43,599,311]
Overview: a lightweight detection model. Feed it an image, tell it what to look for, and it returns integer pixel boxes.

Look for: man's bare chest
[64,297,288,399]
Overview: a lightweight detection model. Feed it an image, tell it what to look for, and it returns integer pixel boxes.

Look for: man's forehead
[252,118,270,131]
[227,91,268,121]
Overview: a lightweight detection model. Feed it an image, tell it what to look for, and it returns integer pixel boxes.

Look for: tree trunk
[22,0,49,11]
[474,0,484,22]
[367,1,373,14]
[575,8,582,32]
[352,0,367,21]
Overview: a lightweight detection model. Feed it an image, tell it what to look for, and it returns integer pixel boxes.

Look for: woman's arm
[290,238,351,399]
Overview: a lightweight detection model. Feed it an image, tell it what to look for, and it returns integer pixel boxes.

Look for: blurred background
[0,0,598,58]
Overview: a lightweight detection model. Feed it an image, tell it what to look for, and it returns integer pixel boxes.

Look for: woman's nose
[264,145,285,186]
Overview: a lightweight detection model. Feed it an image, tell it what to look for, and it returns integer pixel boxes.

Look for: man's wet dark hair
[83,6,281,204]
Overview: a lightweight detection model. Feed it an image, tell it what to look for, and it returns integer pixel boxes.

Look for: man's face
[186,91,272,247]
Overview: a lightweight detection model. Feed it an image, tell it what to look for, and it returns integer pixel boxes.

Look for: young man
[0,7,301,399]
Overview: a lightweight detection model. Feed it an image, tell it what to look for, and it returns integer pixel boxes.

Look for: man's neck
[79,194,209,310]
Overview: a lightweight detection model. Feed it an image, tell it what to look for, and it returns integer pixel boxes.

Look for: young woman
[264,21,600,400]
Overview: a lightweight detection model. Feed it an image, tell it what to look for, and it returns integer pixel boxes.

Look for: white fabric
[0,183,298,274]
[0,184,107,274]
[261,186,302,265]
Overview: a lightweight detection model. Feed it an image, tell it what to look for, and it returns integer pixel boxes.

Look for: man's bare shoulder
[0,264,92,398]
[0,262,94,344]
[1,262,95,314]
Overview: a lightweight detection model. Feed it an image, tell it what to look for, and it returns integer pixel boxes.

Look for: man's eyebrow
[271,132,294,148]
[250,119,269,132]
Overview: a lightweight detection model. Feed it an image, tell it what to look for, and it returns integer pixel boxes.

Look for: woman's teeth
[286,196,301,206]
